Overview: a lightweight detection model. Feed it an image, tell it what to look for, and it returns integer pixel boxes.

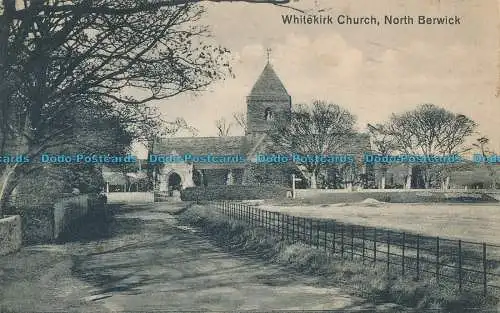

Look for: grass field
[260,201,500,246]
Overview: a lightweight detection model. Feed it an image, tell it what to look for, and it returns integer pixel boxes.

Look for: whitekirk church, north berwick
[150,60,371,194]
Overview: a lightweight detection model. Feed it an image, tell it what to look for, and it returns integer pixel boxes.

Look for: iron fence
[206,200,500,297]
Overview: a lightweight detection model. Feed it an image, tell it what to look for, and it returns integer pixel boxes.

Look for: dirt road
[0,202,398,312]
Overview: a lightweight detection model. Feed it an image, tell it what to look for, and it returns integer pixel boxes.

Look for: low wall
[294,189,498,204]
[0,215,22,256]
[5,194,105,244]
[53,195,90,240]
[5,205,55,244]
[181,185,290,201]
[106,192,154,203]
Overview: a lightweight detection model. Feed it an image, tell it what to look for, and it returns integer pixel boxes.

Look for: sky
[134,0,500,157]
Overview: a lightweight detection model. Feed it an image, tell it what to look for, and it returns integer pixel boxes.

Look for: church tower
[246,52,291,135]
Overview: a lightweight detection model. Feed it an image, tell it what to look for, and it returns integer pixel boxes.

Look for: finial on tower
[266,48,272,64]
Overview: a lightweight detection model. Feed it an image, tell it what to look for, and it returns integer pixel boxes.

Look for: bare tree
[215,117,232,137]
[233,111,247,134]
[472,136,498,189]
[0,0,232,215]
[0,0,329,216]
[386,104,476,189]
[269,100,357,189]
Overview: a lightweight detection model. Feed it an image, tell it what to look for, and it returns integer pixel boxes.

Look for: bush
[181,184,290,201]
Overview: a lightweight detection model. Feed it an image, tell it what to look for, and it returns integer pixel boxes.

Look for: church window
[264,108,273,121]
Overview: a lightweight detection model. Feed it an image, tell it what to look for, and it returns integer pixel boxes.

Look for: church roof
[249,63,289,97]
[153,134,266,158]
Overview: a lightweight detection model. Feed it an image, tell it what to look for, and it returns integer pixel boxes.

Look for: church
[151,58,371,193]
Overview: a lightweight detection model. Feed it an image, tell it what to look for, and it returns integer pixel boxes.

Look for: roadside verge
[178,204,497,313]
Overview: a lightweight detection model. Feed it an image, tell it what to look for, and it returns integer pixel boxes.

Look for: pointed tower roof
[249,63,289,97]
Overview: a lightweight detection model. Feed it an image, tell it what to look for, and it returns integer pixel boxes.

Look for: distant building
[152,59,370,192]
[102,165,148,192]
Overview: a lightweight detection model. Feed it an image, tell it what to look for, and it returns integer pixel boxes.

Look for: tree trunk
[444,176,450,190]
[310,172,317,189]
[380,176,386,189]
[405,166,412,189]
[0,164,19,217]
[380,167,387,189]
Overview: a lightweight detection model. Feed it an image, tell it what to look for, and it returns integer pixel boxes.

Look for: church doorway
[192,170,203,186]
[168,172,182,193]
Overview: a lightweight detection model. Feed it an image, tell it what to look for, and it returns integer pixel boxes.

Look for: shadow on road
[55,204,146,244]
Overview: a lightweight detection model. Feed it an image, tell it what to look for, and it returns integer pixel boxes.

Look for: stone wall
[0,215,22,256]
[53,195,90,240]
[246,96,291,134]
[5,194,105,244]
[5,205,55,244]
[106,192,154,203]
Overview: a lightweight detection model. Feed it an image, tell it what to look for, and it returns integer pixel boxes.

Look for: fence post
[483,243,487,296]
[276,212,279,235]
[402,232,405,276]
[373,228,377,264]
[323,221,327,252]
[387,230,390,273]
[458,240,462,292]
[285,215,289,242]
[436,236,440,284]
[303,217,306,242]
[351,225,354,260]
[309,219,313,246]
[341,223,344,259]
[416,234,420,281]
[265,211,269,232]
[279,214,283,239]
[271,211,275,233]
[271,211,274,233]
[272,212,275,234]
[292,216,295,243]
[362,226,366,264]
[316,220,320,248]
[332,222,336,254]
